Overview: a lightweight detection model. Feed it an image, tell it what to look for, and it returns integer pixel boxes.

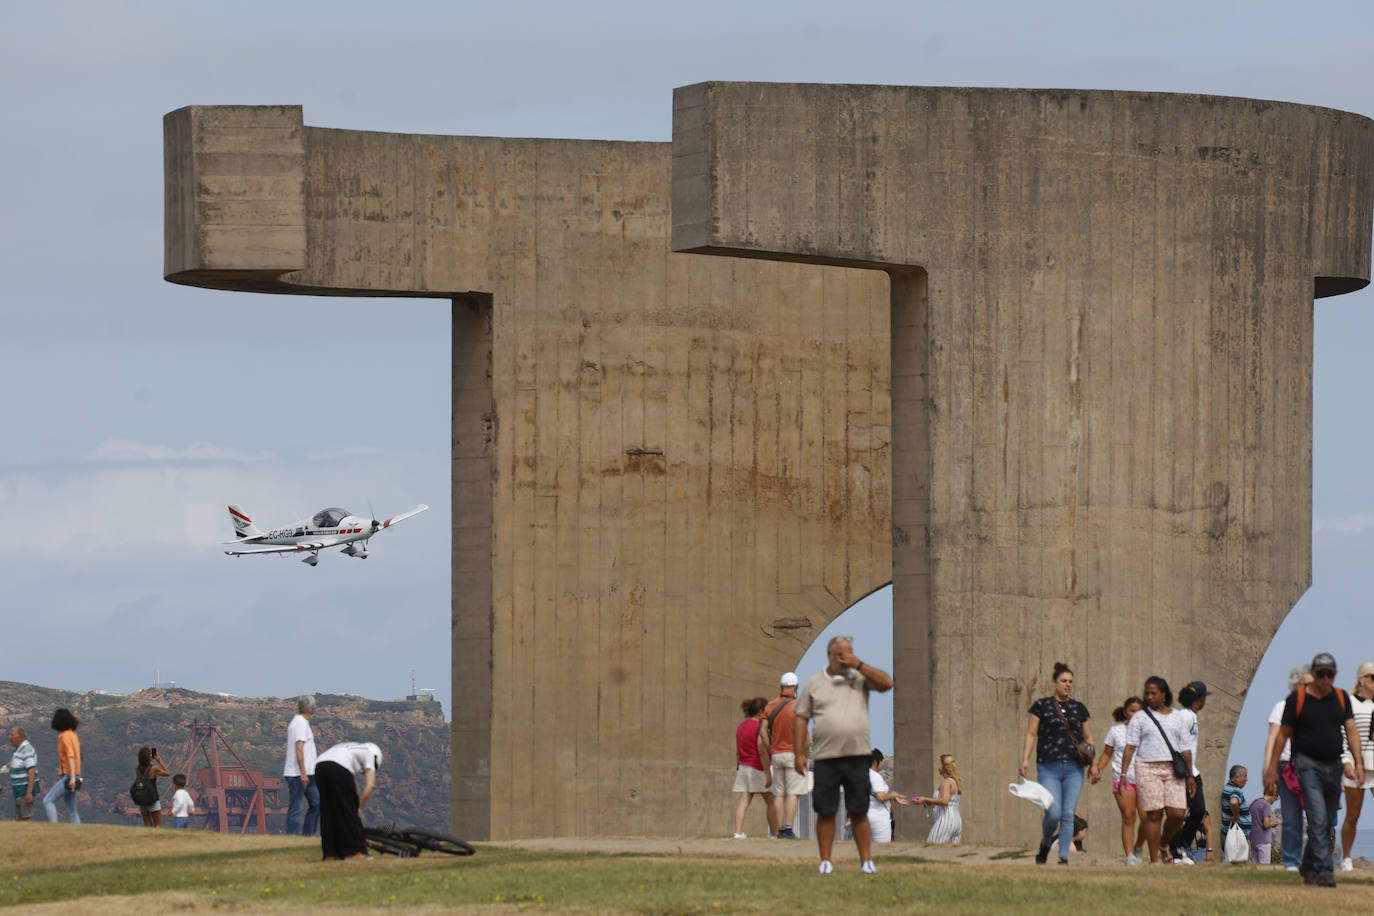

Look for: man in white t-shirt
[283,695,319,835]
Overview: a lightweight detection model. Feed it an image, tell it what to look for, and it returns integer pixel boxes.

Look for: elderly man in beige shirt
[793,636,893,875]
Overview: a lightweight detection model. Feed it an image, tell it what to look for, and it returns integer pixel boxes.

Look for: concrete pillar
[671,83,1373,840]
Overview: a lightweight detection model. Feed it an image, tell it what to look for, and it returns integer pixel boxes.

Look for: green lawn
[2,828,1370,913]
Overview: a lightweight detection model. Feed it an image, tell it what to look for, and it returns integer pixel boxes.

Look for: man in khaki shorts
[762,672,806,838]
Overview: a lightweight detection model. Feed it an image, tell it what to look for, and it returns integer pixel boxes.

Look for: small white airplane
[224,503,428,566]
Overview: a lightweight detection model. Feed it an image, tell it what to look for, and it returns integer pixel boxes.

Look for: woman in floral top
[1020,661,1100,864]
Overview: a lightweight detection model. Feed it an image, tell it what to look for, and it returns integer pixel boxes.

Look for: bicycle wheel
[396,827,476,856]
[364,830,423,858]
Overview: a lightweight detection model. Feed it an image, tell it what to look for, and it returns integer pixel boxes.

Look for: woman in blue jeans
[1020,662,1100,863]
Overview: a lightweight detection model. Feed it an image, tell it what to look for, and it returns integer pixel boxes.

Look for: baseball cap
[780,672,799,687]
[1311,652,1337,672]
[1180,681,1209,702]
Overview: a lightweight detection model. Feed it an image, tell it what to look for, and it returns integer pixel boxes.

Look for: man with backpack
[1264,652,1366,887]
[761,672,805,838]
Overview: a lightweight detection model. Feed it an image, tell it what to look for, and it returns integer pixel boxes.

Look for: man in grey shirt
[793,636,893,875]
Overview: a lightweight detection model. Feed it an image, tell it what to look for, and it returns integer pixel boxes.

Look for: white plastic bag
[1223,824,1250,863]
[1008,778,1055,811]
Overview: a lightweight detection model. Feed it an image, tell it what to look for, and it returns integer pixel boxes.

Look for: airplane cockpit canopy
[312,508,351,528]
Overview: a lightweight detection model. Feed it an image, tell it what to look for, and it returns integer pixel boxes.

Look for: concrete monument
[164,84,1372,841]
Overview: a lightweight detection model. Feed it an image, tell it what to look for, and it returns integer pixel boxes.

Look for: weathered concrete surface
[672,83,1374,841]
[164,105,892,839]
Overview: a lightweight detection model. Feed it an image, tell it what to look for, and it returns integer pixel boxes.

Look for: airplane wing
[225,542,331,556]
[379,504,429,529]
[222,534,270,545]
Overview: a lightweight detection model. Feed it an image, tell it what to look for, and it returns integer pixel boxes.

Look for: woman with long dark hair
[1118,676,1193,863]
[134,746,171,827]
[42,708,81,823]
[1019,662,1100,864]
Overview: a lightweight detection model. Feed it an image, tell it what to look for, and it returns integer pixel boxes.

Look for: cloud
[88,438,275,465]
[1314,513,1374,536]
[0,441,443,554]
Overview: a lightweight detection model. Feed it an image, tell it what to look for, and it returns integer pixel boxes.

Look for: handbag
[1143,707,1190,778]
[1053,700,1095,767]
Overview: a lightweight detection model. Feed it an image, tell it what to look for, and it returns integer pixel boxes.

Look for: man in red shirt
[761,672,804,838]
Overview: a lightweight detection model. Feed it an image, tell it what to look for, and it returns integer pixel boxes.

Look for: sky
[2,1,1371,782]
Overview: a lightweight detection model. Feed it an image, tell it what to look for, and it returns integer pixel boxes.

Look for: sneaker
[1314,874,1337,887]
[1340,857,1354,872]
[1284,865,1299,872]
[818,860,834,875]
[1035,842,1051,865]
[778,826,797,839]
[732,833,747,839]
[860,860,877,875]
[1125,853,1141,866]
[1173,856,1194,866]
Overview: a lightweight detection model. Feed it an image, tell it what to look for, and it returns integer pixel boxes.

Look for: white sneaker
[1125,853,1141,866]
[732,833,746,839]
[1284,865,1299,872]
[860,860,877,874]
[1341,857,1354,872]
[818,860,834,875]
[1173,856,1194,866]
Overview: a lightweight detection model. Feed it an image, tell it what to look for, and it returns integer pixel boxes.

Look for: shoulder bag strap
[1142,707,1181,757]
[767,697,794,734]
[1052,699,1084,742]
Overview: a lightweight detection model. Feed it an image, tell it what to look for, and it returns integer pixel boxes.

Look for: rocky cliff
[0,682,450,832]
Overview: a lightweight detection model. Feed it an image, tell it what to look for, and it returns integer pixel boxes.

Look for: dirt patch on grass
[0,821,311,872]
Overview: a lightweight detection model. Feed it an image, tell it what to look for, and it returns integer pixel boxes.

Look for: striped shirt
[8,740,37,792]
[1220,781,1250,835]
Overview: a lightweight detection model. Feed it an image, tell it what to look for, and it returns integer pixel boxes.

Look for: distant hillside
[0,682,450,832]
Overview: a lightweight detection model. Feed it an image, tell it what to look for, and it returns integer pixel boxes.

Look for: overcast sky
[3,2,1370,782]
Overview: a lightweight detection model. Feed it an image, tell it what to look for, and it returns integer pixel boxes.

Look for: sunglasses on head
[1314,669,1336,679]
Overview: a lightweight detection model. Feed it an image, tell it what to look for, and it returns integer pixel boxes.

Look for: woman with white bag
[1338,661,1374,872]
[1019,661,1101,865]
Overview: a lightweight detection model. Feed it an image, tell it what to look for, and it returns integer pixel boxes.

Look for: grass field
[1,822,1369,913]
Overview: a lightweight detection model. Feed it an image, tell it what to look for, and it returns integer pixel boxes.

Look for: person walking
[1219,765,1251,850]
[793,636,894,875]
[1169,682,1215,863]
[1262,664,1314,870]
[284,696,320,836]
[1263,652,1365,887]
[1118,676,1192,864]
[761,672,805,839]
[3,728,39,822]
[731,697,771,838]
[134,747,171,828]
[1097,696,1147,864]
[864,748,909,843]
[913,753,963,844]
[1338,661,1374,872]
[1019,661,1100,865]
[42,708,81,824]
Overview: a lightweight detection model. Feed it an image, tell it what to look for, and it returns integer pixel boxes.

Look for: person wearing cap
[761,671,805,839]
[1264,652,1365,886]
[1338,660,1374,872]
[793,636,893,875]
[1168,681,1215,863]
[314,741,382,860]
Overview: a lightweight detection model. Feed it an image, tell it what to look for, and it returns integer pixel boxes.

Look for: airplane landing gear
[302,553,320,566]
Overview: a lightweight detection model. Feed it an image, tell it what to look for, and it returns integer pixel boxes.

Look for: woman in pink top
[732,697,772,838]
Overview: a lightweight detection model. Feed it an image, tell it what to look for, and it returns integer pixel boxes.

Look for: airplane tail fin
[228,505,264,539]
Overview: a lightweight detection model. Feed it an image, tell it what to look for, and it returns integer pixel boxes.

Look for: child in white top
[170,773,195,828]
